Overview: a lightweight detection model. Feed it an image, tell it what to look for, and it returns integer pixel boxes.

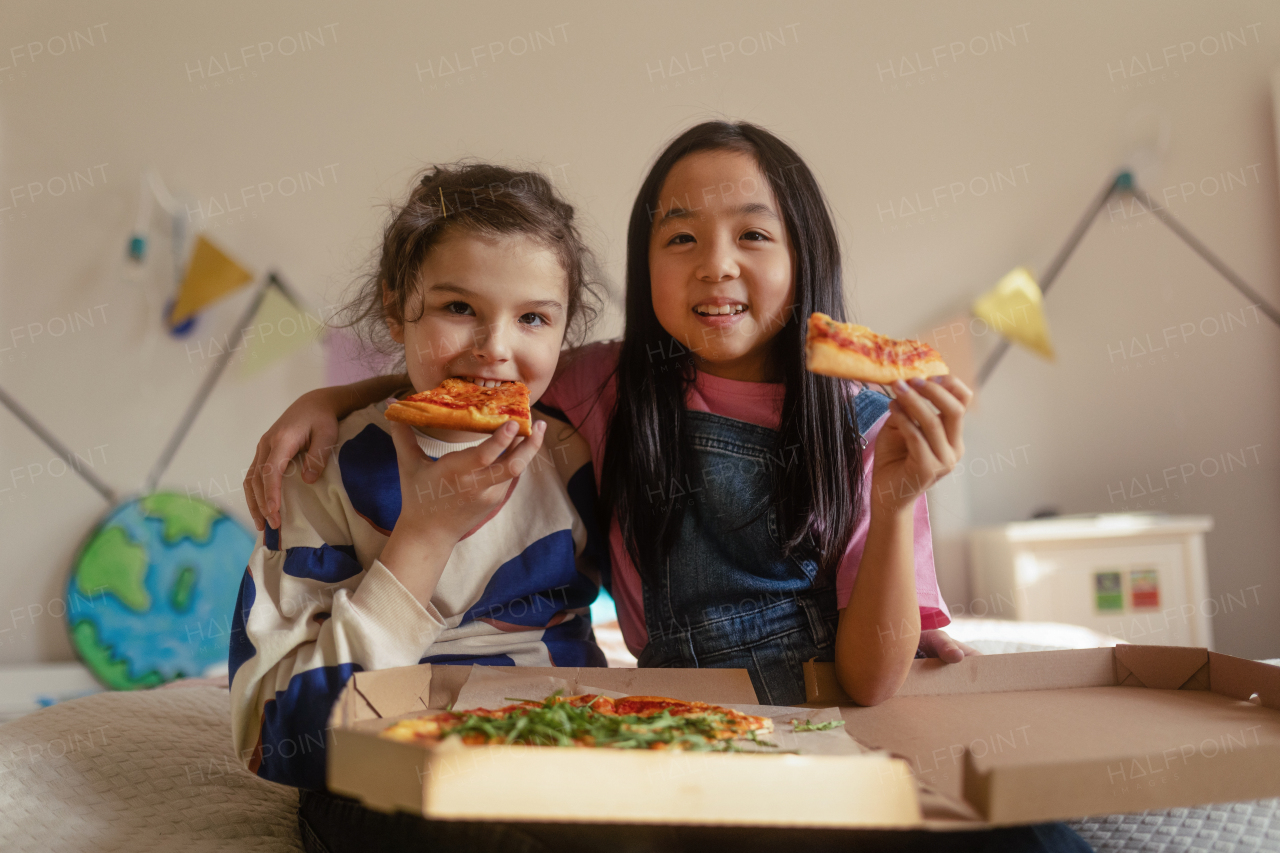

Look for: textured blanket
[0,685,300,853]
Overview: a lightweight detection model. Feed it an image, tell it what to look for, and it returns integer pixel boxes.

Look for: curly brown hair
[341,162,603,362]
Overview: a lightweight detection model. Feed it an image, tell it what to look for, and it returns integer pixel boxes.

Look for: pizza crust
[383,379,532,436]
[384,399,532,436]
[807,337,948,384]
[805,313,949,384]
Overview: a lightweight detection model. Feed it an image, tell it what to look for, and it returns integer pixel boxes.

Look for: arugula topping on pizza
[379,692,774,752]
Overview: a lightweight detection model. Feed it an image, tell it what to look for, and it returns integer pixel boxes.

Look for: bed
[1,619,1276,852]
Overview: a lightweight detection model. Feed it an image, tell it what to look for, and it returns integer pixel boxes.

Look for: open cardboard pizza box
[805,644,1280,825]
[326,646,1280,832]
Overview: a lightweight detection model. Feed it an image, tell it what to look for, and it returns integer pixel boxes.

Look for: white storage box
[968,513,1214,647]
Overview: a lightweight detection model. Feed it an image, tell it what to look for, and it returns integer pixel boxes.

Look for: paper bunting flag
[972,267,1055,360]
[168,235,253,326]
[238,284,322,377]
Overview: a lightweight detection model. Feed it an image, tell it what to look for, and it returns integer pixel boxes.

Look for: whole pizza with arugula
[384,378,532,436]
[805,312,949,385]
[379,693,774,751]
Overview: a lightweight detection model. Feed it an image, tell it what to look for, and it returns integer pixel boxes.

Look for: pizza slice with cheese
[805,312,948,384]
[384,378,532,436]
[379,693,773,751]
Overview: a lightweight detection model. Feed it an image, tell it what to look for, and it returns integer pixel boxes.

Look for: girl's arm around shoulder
[532,406,593,481]
[530,405,609,589]
[539,340,621,414]
[244,372,411,532]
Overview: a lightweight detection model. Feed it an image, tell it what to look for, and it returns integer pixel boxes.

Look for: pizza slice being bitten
[805,312,949,385]
[384,378,532,436]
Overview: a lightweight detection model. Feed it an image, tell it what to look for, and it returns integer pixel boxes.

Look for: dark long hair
[599,121,863,585]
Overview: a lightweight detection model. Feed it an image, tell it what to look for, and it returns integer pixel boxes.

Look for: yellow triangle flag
[169,235,253,326]
[972,267,1055,360]
[238,284,322,377]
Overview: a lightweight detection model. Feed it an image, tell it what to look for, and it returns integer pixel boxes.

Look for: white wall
[1,0,1277,663]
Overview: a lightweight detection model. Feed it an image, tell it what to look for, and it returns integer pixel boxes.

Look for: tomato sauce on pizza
[384,378,532,436]
[805,312,948,384]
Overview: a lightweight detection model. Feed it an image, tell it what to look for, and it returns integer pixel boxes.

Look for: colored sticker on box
[1130,568,1160,609]
[1095,570,1123,612]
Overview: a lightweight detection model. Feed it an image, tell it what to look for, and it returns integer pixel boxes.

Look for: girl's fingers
[892,382,955,470]
[470,420,524,469]
[906,378,967,454]
[389,420,542,507]
[501,421,546,478]
[463,421,547,490]
[930,374,974,408]
[303,422,338,483]
[243,451,267,532]
[247,442,270,531]
[936,639,965,664]
[919,629,981,662]
[919,629,965,663]
[387,421,431,470]
[884,408,940,491]
[262,441,299,529]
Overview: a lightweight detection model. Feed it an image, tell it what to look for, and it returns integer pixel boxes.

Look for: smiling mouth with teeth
[457,377,510,388]
[694,305,748,316]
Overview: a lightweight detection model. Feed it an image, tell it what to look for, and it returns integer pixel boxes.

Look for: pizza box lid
[325,664,922,829]
[803,645,1280,825]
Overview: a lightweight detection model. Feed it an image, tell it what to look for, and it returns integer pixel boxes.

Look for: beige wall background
[1,0,1277,664]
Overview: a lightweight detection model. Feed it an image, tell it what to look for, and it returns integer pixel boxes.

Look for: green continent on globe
[140,493,222,545]
[170,565,198,613]
[70,619,167,690]
[77,525,151,612]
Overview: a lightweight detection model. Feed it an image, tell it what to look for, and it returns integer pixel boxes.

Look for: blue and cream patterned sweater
[229,400,606,789]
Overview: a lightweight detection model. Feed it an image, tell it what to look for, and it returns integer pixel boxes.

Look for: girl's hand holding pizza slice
[804,312,973,515]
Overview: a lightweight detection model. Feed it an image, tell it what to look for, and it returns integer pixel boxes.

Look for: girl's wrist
[383,521,455,566]
[323,373,410,419]
[869,493,917,526]
[379,523,456,601]
[868,468,925,516]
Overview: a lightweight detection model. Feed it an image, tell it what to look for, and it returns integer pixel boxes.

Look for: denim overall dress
[636,389,891,706]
